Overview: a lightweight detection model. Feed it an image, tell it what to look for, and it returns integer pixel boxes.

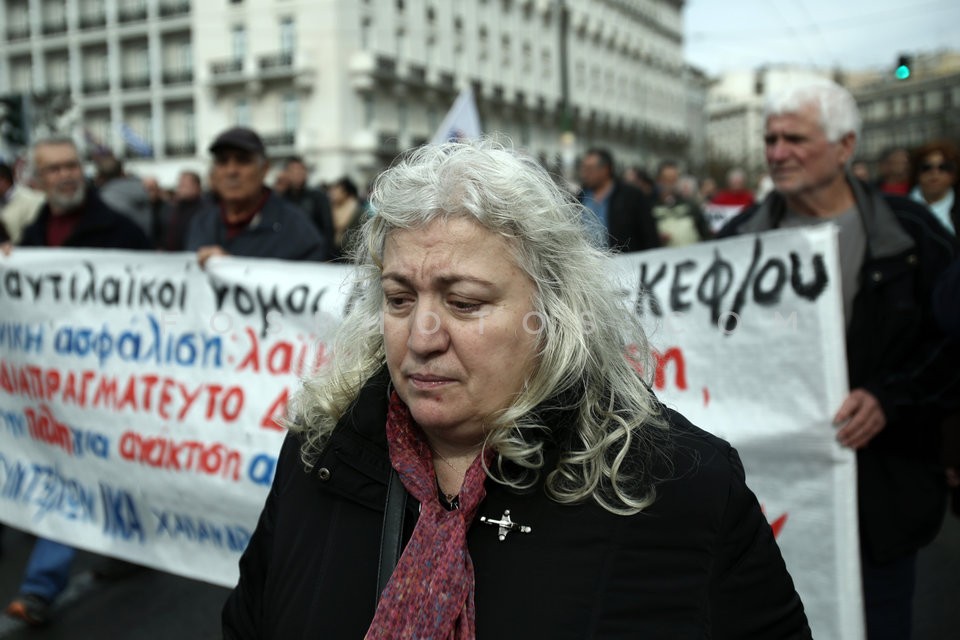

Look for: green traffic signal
[895,65,911,80]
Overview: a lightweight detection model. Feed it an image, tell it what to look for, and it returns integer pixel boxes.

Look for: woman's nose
[406,304,450,355]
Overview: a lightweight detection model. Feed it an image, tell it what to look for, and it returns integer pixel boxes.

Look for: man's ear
[837,132,857,166]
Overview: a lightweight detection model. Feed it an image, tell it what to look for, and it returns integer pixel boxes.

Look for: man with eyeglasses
[16,137,149,250]
[3,136,149,627]
[719,79,958,640]
[185,126,327,266]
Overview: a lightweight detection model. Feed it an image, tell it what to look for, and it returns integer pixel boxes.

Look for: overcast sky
[684,0,960,76]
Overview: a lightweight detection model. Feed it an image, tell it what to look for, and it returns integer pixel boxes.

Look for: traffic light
[895,55,912,80]
[0,94,29,148]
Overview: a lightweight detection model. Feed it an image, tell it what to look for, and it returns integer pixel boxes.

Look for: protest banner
[616,225,861,640]
[0,250,350,588]
[0,226,861,638]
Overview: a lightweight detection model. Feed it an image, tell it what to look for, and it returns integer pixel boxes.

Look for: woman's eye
[449,300,483,313]
[385,295,412,309]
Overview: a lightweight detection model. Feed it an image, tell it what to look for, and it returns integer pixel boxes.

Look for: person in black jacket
[223,141,809,639]
[185,128,327,266]
[4,135,149,626]
[718,78,959,640]
[279,155,334,255]
[578,148,660,252]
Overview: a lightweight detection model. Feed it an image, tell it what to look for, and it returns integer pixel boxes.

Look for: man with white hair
[720,79,958,639]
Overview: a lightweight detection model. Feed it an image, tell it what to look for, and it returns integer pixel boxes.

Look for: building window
[282,93,299,133]
[280,18,295,55]
[398,101,407,134]
[232,26,246,63]
[364,95,375,127]
[235,98,251,126]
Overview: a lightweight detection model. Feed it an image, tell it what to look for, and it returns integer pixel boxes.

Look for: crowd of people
[0,76,958,639]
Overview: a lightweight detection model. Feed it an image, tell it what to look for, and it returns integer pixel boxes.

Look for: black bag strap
[376,468,407,605]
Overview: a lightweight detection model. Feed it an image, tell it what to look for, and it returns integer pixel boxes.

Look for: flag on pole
[119,122,154,157]
[83,127,110,156]
[430,87,482,145]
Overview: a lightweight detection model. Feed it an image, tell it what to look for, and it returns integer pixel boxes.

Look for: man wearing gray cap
[186,126,327,265]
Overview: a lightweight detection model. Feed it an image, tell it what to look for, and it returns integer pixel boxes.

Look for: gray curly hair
[289,140,669,515]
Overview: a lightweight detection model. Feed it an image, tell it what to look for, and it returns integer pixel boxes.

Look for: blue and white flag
[430,87,481,145]
[119,122,153,157]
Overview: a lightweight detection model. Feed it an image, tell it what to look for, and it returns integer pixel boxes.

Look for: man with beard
[3,136,148,627]
[19,137,149,249]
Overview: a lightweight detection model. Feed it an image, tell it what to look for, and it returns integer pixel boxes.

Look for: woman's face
[918,151,957,203]
[381,216,540,448]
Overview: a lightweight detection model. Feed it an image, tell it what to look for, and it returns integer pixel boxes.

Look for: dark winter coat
[185,191,327,261]
[719,177,960,563]
[580,181,661,252]
[19,191,150,250]
[223,371,810,639]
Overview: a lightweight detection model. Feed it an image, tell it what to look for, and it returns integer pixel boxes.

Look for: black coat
[19,191,150,250]
[581,181,661,252]
[719,177,960,563]
[185,191,327,261]
[223,373,810,639]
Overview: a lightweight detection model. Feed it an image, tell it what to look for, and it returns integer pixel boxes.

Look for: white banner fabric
[0,227,861,638]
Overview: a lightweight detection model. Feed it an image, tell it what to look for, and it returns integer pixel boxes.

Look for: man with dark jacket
[279,156,334,255]
[718,79,958,640]
[19,138,149,250]
[4,135,149,626]
[578,148,659,252]
[186,127,327,265]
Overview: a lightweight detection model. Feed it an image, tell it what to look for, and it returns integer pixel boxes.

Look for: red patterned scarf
[365,392,492,639]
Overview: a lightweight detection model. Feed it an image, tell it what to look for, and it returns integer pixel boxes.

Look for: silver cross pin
[479,509,532,542]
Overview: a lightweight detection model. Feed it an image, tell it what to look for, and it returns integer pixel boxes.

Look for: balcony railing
[82,79,111,93]
[6,24,30,40]
[121,75,151,90]
[259,52,293,72]
[162,68,194,84]
[118,6,149,23]
[438,72,455,92]
[375,55,396,77]
[261,132,295,148]
[165,140,197,156]
[78,13,107,29]
[210,59,243,76]
[41,20,68,35]
[159,0,191,18]
[406,64,426,85]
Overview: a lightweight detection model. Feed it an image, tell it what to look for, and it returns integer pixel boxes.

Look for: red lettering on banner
[118,430,242,481]
[2,360,247,425]
[624,344,688,391]
[141,375,159,411]
[260,388,289,431]
[234,329,330,377]
[118,376,138,410]
[63,371,80,404]
[237,327,260,372]
[25,404,73,455]
[176,382,203,421]
[267,342,293,374]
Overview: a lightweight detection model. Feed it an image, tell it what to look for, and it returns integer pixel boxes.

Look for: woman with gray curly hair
[223,141,809,639]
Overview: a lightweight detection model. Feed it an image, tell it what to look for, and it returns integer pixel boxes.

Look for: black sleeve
[933,256,960,341]
[637,192,661,250]
[692,203,713,241]
[861,207,959,416]
[222,434,298,639]
[709,448,811,640]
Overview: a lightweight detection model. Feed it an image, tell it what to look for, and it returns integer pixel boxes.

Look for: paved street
[1,514,959,638]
